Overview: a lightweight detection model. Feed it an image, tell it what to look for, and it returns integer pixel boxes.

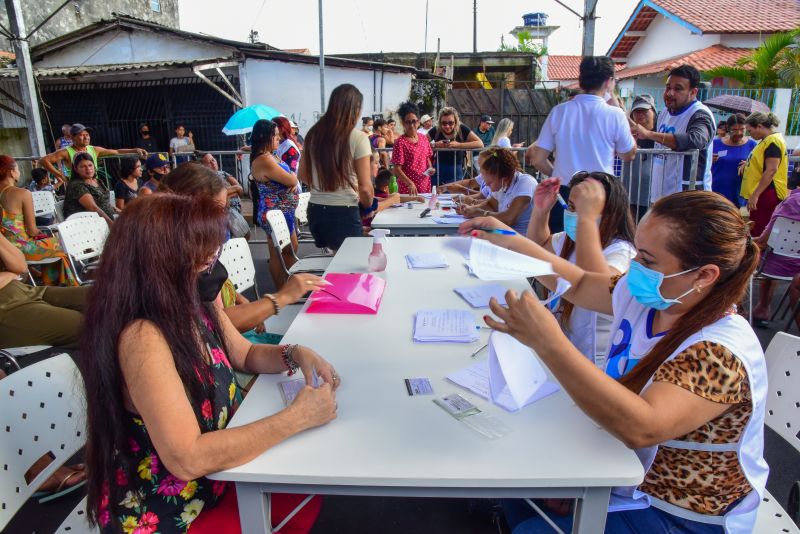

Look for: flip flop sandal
[33,469,87,504]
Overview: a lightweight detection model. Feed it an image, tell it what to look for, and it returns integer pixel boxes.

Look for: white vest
[606,278,769,534]
[552,234,636,367]
[650,100,715,202]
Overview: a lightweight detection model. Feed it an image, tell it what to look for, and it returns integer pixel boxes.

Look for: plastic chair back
[219,237,255,293]
[266,210,292,252]
[764,332,800,452]
[31,191,57,218]
[65,211,99,221]
[0,354,86,530]
[54,200,65,222]
[295,192,310,226]
[767,217,800,260]
[57,216,109,263]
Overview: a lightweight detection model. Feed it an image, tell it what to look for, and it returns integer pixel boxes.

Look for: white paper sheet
[433,215,468,224]
[447,360,559,412]
[442,236,472,259]
[413,309,479,343]
[467,238,554,280]
[454,284,508,308]
[405,252,450,269]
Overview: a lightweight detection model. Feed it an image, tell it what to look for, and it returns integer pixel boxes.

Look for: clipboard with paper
[306,273,387,314]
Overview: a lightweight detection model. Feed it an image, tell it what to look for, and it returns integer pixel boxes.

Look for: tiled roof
[648,0,800,33]
[609,0,800,58]
[616,45,751,80]
[546,55,625,81]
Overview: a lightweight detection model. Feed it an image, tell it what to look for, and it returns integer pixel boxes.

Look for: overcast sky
[178,0,640,56]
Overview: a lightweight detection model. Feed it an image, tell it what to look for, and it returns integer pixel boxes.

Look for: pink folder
[306,273,387,314]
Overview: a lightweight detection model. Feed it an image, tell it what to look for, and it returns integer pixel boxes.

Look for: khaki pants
[0,281,89,349]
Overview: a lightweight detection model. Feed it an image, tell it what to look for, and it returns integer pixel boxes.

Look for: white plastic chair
[0,353,95,533]
[31,191,57,221]
[57,216,109,284]
[756,217,800,330]
[219,237,258,298]
[294,192,314,242]
[65,211,99,221]
[265,210,331,276]
[0,345,53,371]
[54,200,65,222]
[754,332,800,532]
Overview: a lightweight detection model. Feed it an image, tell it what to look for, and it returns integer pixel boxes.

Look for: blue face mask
[563,210,578,242]
[627,260,698,310]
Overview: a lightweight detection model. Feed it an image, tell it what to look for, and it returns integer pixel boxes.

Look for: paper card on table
[306,273,386,314]
[454,284,508,308]
[433,215,468,224]
[413,309,479,343]
[489,331,558,411]
[405,252,449,269]
[442,236,472,259]
[467,238,553,280]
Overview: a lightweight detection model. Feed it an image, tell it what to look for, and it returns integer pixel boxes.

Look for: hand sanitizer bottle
[428,186,438,210]
[368,229,390,272]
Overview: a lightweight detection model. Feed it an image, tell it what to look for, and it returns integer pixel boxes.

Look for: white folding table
[209,237,643,534]
[371,204,462,236]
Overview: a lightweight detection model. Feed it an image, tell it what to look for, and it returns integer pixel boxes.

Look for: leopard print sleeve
[652,341,750,404]
[609,273,623,294]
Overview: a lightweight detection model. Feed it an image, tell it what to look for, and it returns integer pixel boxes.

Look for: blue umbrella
[222,104,283,135]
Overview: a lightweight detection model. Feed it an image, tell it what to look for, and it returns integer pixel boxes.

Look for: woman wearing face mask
[460,190,767,534]
[79,194,339,534]
[527,172,636,366]
[456,148,536,235]
[711,114,755,207]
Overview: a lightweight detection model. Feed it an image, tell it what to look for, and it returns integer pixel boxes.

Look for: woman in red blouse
[390,101,434,195]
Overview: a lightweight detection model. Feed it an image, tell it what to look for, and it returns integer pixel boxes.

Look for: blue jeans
[504,499,724,534]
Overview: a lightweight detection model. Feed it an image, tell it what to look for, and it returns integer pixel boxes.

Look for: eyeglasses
[404,119,419,126]
[205,245,223,275]
[571,171,614,185]
[441,120,455,126]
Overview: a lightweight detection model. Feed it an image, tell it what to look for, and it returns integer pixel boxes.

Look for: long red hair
[0,154,16,179]
[273,116,297,145]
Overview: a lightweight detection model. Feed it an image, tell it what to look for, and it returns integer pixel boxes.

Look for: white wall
[720,34,766,48]
[35,29,233,67]
[625,14,719,68]
[241,59,413,134]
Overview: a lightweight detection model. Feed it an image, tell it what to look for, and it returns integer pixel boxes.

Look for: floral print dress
[100,319,244,534]
[255,158,299,234]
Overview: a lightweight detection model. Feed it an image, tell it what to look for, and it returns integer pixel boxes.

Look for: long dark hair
[558,172,635,329]
[78,194,228,528]
[119,157,140,180]
[251,119,277,162]
[619,190,759,393]
[303,83,363,191]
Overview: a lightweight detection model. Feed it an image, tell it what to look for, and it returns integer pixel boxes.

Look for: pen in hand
[475,227,516,236]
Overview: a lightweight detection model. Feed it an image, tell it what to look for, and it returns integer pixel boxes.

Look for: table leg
[235,482,271,534]
[572,486,611,534]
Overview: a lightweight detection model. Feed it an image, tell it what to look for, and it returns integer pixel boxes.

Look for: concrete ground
[5,223,799,534]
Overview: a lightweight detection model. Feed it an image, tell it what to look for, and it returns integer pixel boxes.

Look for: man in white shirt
[417,114,433,138]
[528,56,636,231]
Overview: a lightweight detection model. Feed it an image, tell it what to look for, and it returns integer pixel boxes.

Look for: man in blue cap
[140,153,171,195]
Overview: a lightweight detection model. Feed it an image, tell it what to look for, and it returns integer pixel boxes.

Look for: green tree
[705,29,799,88]
[498,30,547,56]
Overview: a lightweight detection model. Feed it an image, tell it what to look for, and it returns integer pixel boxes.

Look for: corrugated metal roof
[0,59,201,79]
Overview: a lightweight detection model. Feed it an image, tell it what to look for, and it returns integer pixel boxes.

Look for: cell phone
[419,208,431,218]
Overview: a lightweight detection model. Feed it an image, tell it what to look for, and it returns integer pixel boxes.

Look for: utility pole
[551,0,599,56]
[582,0,599,56]
[472,0,477,53]
[423,0,429,70]
[4,0,45,157]
[318,0,326,113]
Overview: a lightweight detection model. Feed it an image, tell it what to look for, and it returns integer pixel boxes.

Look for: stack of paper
[454,284,508,308]
[414,309,480,343]
[405,252,449,269]
[467,238,553,280]
[433,214,468,224]
[446,331,560,412]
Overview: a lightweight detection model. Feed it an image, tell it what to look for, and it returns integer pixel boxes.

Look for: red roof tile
[648,0,800,33]
[616,45,751,80]
[546,55,625,81]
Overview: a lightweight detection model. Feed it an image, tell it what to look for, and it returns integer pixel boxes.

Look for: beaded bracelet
[264,293,280,316]
[281,344,299,375]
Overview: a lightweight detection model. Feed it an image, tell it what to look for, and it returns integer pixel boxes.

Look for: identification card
[434,393,481,420]
[278,378,306,406]
[405,377,434,396]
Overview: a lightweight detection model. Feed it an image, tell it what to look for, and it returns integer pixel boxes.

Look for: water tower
[509,12,559,81]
